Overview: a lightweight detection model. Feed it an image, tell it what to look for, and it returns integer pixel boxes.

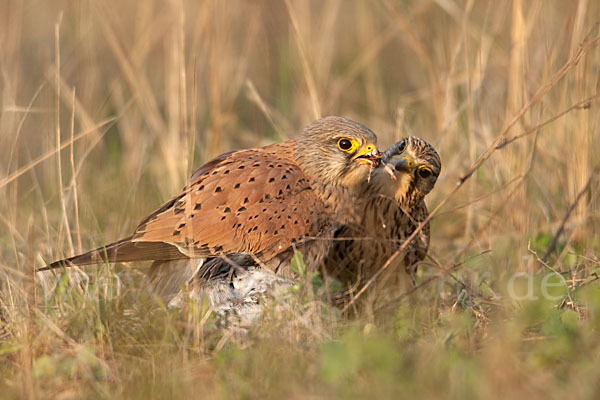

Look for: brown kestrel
[42,117,384,286]
[163,137,440,318]
[324,136,441,306]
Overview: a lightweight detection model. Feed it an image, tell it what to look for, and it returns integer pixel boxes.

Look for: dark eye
[418,168,432,178]
[338,139,352,151]
[397,140,407,153]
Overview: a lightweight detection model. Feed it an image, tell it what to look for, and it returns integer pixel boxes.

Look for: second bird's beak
[394,153,416,173]
[381,153,415,181]
[353,144,383,167]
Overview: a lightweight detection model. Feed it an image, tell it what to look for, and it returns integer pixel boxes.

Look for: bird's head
[377,136,441,205]
[295,116,383,188]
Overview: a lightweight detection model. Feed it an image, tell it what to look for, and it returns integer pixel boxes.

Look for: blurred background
[1,1,599,398]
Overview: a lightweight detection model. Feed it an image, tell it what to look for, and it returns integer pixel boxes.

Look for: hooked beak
[394,153,416,173]
[352,143,383,167]
[382,153,415,181]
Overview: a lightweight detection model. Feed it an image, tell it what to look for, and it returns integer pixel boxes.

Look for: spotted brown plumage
[324,136,441,304]
[41,117,383,278]
[132,142,324,261]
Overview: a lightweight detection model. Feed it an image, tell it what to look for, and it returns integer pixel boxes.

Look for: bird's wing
[132,141,328,261]
[39,236,189,271]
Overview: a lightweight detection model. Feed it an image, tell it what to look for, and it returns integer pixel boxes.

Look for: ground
[1,1,600,399]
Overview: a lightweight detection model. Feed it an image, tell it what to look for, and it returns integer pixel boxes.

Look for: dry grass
[1,1,600,399]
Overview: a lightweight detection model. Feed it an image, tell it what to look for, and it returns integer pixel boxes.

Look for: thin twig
[496,94,599,150]
[284,0,321,119]
[529,244,574,309]
[542,163,600,262]
[55,17,76,255]
[0,117,117,190]
[245,80,288,140]
[375,250,493,313]
[70,88,82,253]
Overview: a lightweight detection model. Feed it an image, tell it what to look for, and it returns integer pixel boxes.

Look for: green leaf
[290,251,306,275]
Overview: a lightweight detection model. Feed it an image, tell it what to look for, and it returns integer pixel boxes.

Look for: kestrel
[163,137,440,317]
[42,117,384,289]
[324,136,441,304]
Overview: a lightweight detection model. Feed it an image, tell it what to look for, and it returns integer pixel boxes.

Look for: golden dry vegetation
[1,1,600,399]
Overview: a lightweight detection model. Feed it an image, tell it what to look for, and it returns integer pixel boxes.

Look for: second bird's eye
[338,138,353,151]
[418,167,432,178]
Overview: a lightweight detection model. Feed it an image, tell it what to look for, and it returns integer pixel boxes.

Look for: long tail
[39,236,188,271]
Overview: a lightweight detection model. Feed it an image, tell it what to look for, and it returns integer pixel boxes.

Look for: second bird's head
[296,116,383,187]
[379,136,441,205]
